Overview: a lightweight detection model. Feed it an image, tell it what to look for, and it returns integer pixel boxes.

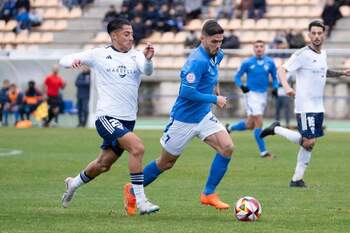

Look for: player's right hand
[240,85,250,93]
[216,96,227,108]
[71,59,82,69]
[286,87,295,97]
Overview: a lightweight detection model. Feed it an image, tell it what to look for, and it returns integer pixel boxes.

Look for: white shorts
[160,112,225,156]
[244,91,267,116]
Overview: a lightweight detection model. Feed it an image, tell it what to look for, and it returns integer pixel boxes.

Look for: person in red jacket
[43,65,65,127]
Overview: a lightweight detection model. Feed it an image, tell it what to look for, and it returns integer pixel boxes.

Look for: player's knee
[130,143,145,157]
[302,139,316,151]
[220,143,234,157]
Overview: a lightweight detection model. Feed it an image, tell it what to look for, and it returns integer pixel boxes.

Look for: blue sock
[253,128,267,154]
[229,119,247,131]
[143,160,162,187]
[204,153,231,195]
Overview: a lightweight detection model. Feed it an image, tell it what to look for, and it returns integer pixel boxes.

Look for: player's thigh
[118,132,144,155]
[160,118,197,156]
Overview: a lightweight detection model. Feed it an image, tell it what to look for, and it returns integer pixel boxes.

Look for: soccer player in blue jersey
[124,20,234,214]
[225,40,279,159]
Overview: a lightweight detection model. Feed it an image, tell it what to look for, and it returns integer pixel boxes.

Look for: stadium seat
[283,6,296,17]
[0,32,3,43]
[55,20,68,31]
[146,32,162,43]
[255,19,269,30]
[57,8,70,19]
[240,31,256,43]
[44,8,57,19]
[266,6,283,17]
[0,21,5,31]
[2,32,16,44]
[41,32,53,43]
[227,19,241,30]
[47,0,59,7]
[15,30,29,44]
[185,19,202,31]
[340,5,350,17]
[63,100,77,114]
[26,44,39,51]
[93,32,109,43]
[38,20,55,31]
[268,19,283,30]
[70,8,82,18]
[218,18,229,29]
[227,57,242,69]
[28,32,41,44]
[171,44,185,56]
[173,31,187,43]
[242,19,255,29]
[161,32,176,43]
[283,18,297,29]
[4,20,16,31]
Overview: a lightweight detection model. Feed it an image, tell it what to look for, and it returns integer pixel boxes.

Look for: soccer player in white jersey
[124,20,235,214]
[260,20,350,187]
[59,18,159,215]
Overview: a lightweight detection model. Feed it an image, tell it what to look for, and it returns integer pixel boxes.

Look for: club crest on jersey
[186,73,196,83]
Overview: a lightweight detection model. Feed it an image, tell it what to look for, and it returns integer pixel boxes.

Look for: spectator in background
[15,0,30,12]
[0,79,10,126]
[236,0,252,19]
[144,3,159,34]
[102,5,119,27]
[269,30,289,58]
[222,29,240,49]
[275,73,293,128]
[286,29,306,49]
[3,83,23,126]
[185,0,202,21]
[132,16,146,45]
[14,7,31,33]
[217,0,235,19]
[248,0,266,20]
[0,0,17,23]
[43,64,66,127]
[75,67,90,127]
[29,9,42,27]
[157,4,172,32]
[321,0,342,37]
[119,4,130,20]
[184,30,200,48]
[21,80,43,120]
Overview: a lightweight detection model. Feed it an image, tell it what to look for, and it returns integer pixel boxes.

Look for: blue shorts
[95,116,135,156]
[296,112,324,139]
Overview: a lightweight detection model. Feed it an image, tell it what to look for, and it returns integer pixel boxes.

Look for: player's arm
[215,83,220,96]
[326,69,350,78]
[270,61,279,97]
[179,60,226,108]
[59,50,94,69]
[278,67,295,97]
[142,43,154,76]
[234,61,249,93]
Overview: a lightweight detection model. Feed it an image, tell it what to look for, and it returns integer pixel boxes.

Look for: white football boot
[138,199,160,215]
[61,177,76,208]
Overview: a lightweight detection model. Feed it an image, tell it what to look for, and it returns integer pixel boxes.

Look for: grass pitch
[0,128,349,233]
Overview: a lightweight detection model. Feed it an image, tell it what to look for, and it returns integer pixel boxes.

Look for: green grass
[0,128,349,233]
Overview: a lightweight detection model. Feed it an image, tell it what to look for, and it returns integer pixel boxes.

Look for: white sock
[71,174,85,189]
[275,126,302,144]
[132,184,146,207]
[292,147,312,181]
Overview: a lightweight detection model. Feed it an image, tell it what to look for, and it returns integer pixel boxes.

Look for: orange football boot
[200,193,230,209]
[123,183,136,216]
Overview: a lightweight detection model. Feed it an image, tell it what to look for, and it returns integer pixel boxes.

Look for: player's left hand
[143,42,154,60]
[344,69,350,76]
[271,88,278,98]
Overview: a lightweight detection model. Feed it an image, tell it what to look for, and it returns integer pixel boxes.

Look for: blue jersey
[170,46,224,123]
[234,55,278,93]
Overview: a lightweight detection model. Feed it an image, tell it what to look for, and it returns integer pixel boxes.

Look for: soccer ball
[234,196,262,221]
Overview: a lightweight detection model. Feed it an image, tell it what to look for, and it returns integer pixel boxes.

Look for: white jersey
[283,46,327,113]
[60,46,152,121]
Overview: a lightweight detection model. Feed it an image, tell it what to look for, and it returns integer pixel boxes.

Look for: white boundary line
[0,148,23,157]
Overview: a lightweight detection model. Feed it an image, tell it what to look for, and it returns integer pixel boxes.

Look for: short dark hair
[107,18,131,34]
[308,20,325,32]
[202,20,224,36]
[254,40,265,44]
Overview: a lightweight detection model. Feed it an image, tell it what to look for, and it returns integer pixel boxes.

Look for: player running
[260,20,350,187]
[226,40,279,159]
[59,18,159,214]
[123,20,234,215]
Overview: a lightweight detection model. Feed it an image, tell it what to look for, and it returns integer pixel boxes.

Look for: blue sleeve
[270,60,279,89]
[234,60,247,87]
[179,58,217,104]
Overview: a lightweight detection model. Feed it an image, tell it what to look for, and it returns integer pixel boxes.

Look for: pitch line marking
[0,148,23,157]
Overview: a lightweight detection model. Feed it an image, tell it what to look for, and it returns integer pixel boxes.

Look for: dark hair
[254,40,265,44]
[308,20,325,32]
[202,20,224,36]
[107,18,131,34]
